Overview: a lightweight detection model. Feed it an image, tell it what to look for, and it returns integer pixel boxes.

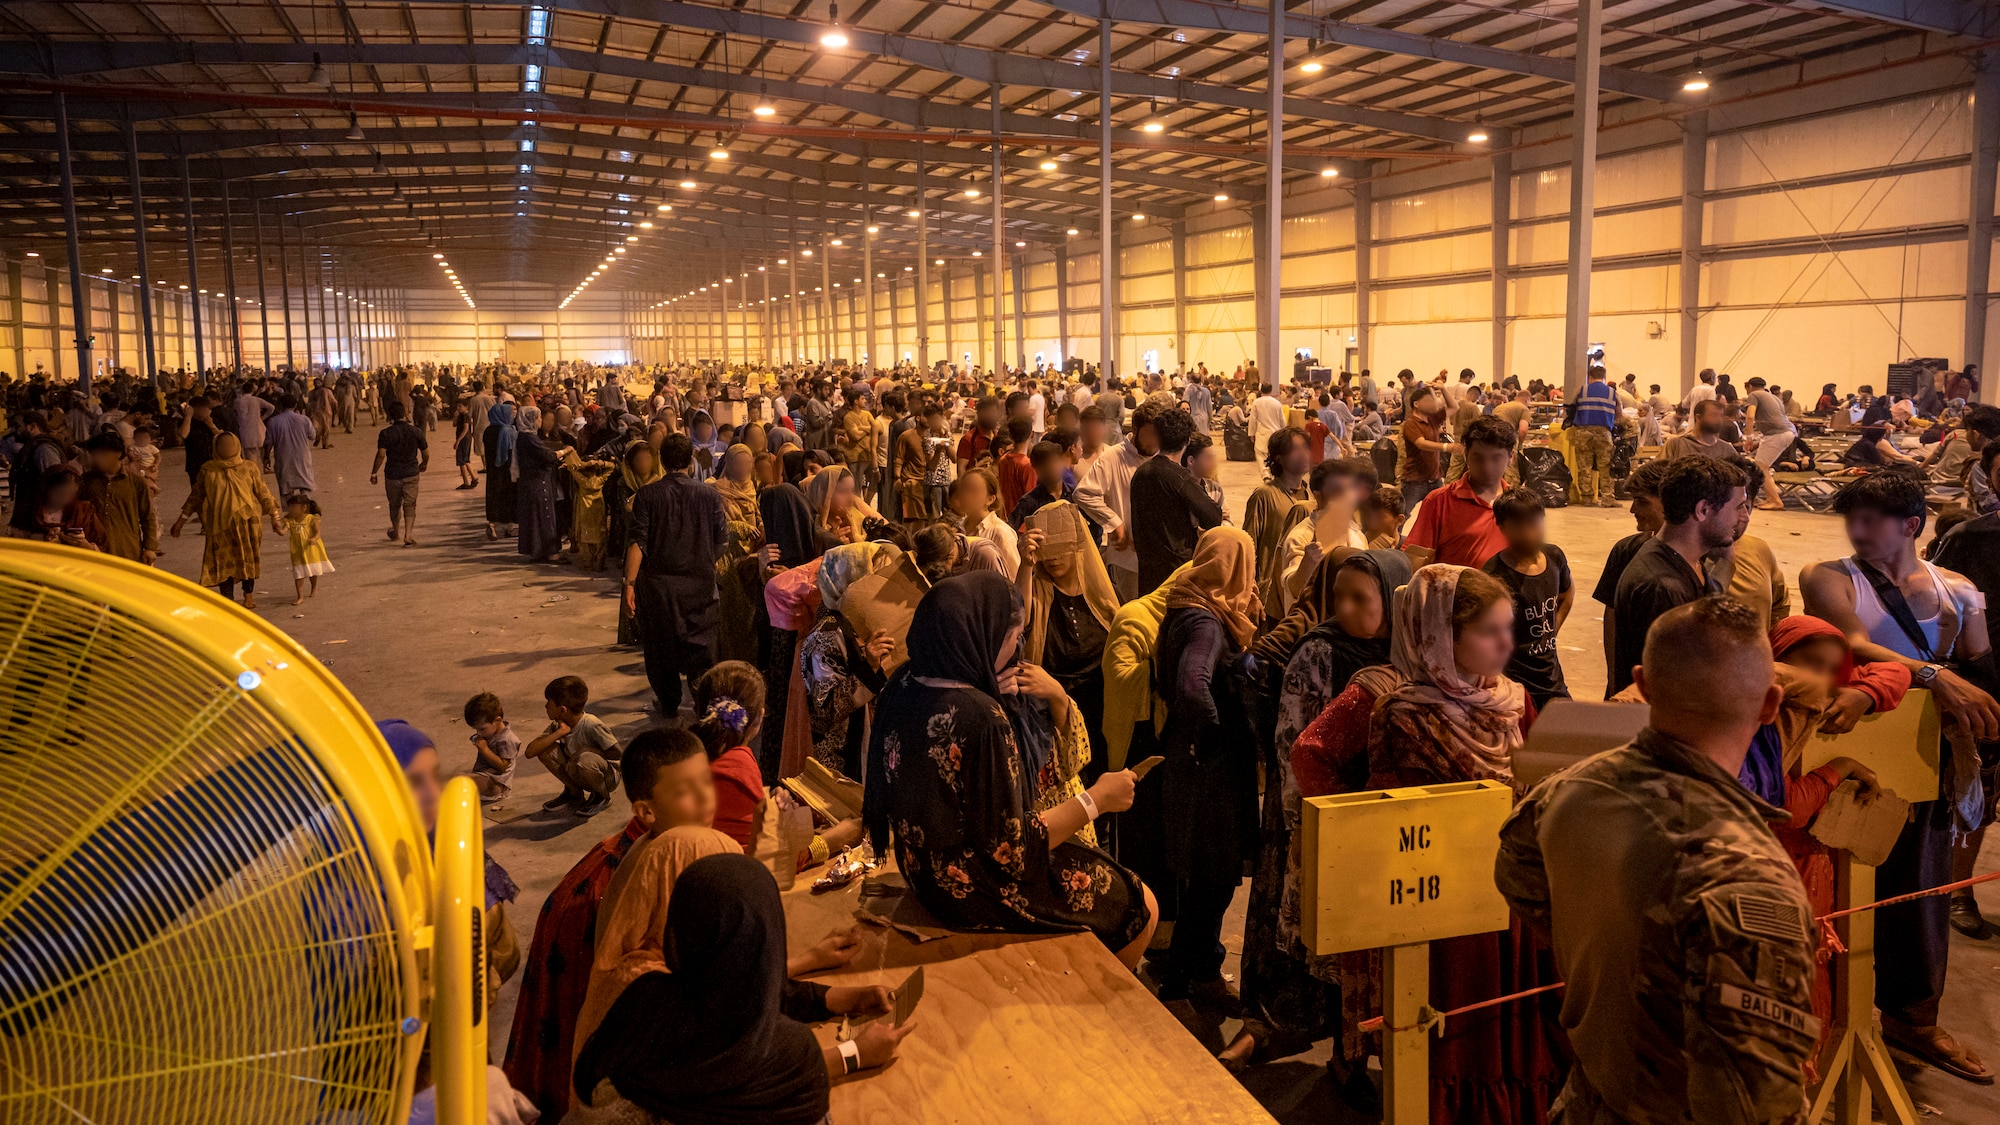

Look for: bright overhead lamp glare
[831,239,844,247]
[1467,127,1489,143]
[1131,213,1145,222]
[934,257,944,264]
[680,179,697,189]
[802,249,813,257]
[1683,69,1709,92]
[657,202,672,211]
[1015,240,1026,247]
[753,104,776,117]
[972,250,982,257]
[1214,193,1229,202]
[866,225,878,234]
[1040,159,1058,171]
[1066,228,1079,236]
[639,221,654,228]
[433,252,444,259]
[1300,61,1324,74]
[710,149,729,160]
[1320,166,1340,177]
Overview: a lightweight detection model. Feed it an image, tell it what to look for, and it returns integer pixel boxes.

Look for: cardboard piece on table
[840,554,930,672]
[784,758,865,824]
[894,966,925,1027]
[1808,780,1913,867]
[853,872,954,943]
[1403,544,1435,569]
[1023,506,1082,554]
[1129,755,1166,780]
[1513,698,1650,790]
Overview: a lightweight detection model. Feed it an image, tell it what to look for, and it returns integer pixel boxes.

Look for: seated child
[523,675,622,817]
[463,691,523,804]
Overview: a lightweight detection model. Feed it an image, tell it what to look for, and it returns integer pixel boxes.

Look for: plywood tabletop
[783,863,1276,1125]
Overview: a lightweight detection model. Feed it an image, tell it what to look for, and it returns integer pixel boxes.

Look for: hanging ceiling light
[820,1,849,48]
[1319,166,1340,178]
[754,80,776,117]
[680,179,697,189]
[307,52,329,88]
[1214,193,1229,202]
[1301,39,1324,74]
[1467,122,1489,144]
[345,114,365,142]
[1683,57,1710,92]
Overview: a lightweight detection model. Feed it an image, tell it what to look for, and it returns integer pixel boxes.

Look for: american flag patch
[1735,894,1807,943]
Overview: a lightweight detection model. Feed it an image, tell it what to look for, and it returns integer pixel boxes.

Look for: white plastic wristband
[1076,789,1100,822]
[838,1037,861,1074]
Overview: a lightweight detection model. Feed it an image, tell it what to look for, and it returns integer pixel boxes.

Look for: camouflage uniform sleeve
[1493,780,1554,940]
[1678,875,1819,1124]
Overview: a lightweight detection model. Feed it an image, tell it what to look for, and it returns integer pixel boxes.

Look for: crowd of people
[2,350,1996,1124]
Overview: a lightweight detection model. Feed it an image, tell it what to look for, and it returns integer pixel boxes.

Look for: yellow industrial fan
[0,540,487,1124]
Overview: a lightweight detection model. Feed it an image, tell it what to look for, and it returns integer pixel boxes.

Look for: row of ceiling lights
[434,252,476,308]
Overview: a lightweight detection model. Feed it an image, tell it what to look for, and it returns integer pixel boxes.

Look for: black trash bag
[1370,436,1399,484]
[1516,446,1571,508]
[1610,432,1638,481]
[1224,418,1256,462]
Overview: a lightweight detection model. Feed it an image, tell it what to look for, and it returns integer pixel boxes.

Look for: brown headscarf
[573,826,741,1057]
[1251,546,1350,670]
[1165,526,1262,649]
[1372,564,1525,784]
[710,443,759,527]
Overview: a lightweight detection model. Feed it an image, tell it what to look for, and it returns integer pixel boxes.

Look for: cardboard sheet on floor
[784,857,1276,1124]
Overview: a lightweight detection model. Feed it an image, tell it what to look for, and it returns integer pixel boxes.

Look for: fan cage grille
[0,573,409,1124]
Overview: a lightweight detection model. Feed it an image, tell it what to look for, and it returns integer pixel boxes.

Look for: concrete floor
[145,432,2000,1122]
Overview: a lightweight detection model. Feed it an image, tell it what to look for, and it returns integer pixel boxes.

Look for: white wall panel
[1710,93,1971,192]
[1377,181,1487,238]
[1121,236,1173,276]
[1707,168,1967,244]
[1375,231,1490,279]
[1282,208,1352,255]
[1187,225,1253,268]
[1281,249,1355,290]
[1373,321,1489,379]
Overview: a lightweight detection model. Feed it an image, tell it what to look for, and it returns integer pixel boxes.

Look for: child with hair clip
[691,661,862,869]
[285,492,335,605]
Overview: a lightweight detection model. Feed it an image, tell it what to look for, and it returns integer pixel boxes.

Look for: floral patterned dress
[875,682,1146,948]
[799,611,885,779]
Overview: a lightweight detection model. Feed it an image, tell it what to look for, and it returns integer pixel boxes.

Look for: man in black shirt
[624,433,728,717]
[1592,458,1672,693]
[1129,406,1225,595]
[1609,457,1747,696]
[370,400,429,547]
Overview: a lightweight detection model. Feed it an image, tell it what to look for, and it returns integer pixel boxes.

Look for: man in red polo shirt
[1406,414,1515,567]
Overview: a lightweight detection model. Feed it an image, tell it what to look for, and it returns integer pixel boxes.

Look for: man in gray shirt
[1741,376,1795,509]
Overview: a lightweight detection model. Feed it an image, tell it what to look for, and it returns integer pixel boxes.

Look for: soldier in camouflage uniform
[1496,596,1819,1123]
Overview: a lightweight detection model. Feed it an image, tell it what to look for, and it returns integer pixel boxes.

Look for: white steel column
[991,86,1006,379]
[1561,0,1604,392]
[1490,148,1511,386]
[1261,0,1284,391]
[1679,110,1708,397]
[1968,49,1998,398]
[1098,12,1116,378]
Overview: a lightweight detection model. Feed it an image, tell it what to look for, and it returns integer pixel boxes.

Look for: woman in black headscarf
[513,405,564,563]
[755,479,826,780]
[1225,548,1411,1071]
[863,572,1157,966]
[569,854,910,1125]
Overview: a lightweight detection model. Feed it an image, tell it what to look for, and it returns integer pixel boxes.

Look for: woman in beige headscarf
[1011,500,1122,838]
[170,432,282,608]
[803,464,881,545]
[573,825,741,1055]
[710,442,764,663]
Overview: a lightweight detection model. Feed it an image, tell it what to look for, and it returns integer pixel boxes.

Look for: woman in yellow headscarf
[170,432,282,608]
[1015,501,1122,816]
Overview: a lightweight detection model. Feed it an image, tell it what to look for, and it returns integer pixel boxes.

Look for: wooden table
[783,863,1276,1125]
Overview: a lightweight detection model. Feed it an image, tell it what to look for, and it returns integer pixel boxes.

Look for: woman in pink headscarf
[1364,564,1565,1125]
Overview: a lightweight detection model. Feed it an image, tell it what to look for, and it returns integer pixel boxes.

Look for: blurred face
[1133,422,1159,457]
[631,448,659,478]
[1779,636,1846,679]
[1696,487,1750,550]
[1630,492,1665,535]
[1081,417,1106,447]
[402,746,442,832]
[1188,445,1219,479]
[952,478,991,521]
[1695,402,1724,436]
[1454,599,1516,680]
[1042,550,1075,582]
[1499,514,1545,555]
[89,449,122,474]
[1843,508,1921,562]
[724,450,752,481]
[1314,472,1356,512]
[636,754,716,834]
[829,473,856,514]
[1465,442,1510,488]
[977,404,1001,431]
[1332,566,1386,639]
[45,479,79,510]
[993,622,1024,671]
[1280,438,1312,479]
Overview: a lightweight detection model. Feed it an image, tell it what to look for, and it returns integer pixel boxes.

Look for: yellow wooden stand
[1802,691,1940,1125]
[1300,780,1514,1125]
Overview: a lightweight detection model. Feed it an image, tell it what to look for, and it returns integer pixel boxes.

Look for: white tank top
[1841,557,1946,660]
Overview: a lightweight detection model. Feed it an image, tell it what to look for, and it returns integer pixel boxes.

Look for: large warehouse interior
[2,2,1999,1125]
